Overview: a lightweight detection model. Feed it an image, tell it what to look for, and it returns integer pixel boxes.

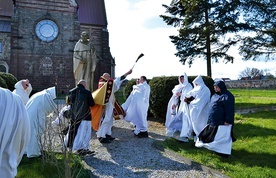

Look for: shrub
[0,76,8,89]
[0,72,18,91]
[124,79,136,99]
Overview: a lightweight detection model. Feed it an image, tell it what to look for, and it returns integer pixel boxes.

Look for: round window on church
[35,20,59,42]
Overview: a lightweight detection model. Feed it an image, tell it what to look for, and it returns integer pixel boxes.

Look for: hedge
[0,72,18,91]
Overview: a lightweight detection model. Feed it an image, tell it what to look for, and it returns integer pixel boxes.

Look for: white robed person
[184,75,211,140]
[25,86,57,158]
[122,76,151,138]
[13,79,32,105]
[121,78,140,113]
[0,87,30,178]
[165,73,193,142]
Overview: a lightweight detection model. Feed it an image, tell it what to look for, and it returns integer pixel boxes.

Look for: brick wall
[8,0,113,93]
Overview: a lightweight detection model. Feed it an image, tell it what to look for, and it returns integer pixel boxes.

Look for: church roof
[77,0,108,26]
[0,0,107,26]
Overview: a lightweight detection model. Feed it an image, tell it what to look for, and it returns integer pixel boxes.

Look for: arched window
[0,61,9,73]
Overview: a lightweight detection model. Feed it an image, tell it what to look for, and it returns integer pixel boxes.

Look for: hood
[14,80,24,90]
[192,75,204,87]
[46,86,56,99]
[214,80,227,92]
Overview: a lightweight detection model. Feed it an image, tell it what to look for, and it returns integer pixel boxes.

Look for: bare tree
[37,102,87,178]
[239,67,263,79]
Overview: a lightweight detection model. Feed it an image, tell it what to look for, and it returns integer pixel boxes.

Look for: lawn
[230,89,276,109]
[162,89,276,178]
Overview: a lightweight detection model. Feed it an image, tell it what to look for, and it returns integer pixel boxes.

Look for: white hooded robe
[166,73,193,139]
[0,87,30,178]
[13,80,32,105]
[122,81,151,134]
[25,87,57,158]
[187,76,211,138]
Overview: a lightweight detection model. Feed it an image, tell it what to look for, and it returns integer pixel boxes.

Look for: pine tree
[160,0,275,77]
[238,0,276,60]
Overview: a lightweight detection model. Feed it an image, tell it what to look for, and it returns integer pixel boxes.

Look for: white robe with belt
[122,81,151,134]
[0,87,30,178]
[166,73,193,138]
[25,88,57,158]
[187,76,211,138]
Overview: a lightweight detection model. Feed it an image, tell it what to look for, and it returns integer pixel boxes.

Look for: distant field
[229,89,276,109]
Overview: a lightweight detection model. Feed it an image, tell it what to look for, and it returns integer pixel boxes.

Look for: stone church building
[0,0,114,93]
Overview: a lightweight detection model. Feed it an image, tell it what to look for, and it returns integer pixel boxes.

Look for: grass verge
[17,153,90,178]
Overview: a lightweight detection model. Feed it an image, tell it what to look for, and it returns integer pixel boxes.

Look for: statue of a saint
[73,31,101,91]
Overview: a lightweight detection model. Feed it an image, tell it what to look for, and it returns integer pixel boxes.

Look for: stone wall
[9,0,77,93]
[0,33,11,72]
[2,0,114,93]
[225,79,276,89]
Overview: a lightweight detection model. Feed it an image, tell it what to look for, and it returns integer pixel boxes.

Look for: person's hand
[176,92,181,97]
[126,69,132,75]
[171,104,176,109]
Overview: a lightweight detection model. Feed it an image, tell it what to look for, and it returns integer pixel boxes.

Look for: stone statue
[73,31,101,91]
[69,0,77,7]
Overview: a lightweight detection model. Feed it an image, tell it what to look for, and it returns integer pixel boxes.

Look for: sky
[104,0,276,80]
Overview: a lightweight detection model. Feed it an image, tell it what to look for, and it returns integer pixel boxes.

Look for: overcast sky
[104,0,276,80]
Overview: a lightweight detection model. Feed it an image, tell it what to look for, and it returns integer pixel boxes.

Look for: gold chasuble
[90,79,113,131]
[90,77,126,131]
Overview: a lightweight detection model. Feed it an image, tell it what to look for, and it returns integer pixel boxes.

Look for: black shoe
[84,149,95,155]
[106,134,115,141]
[99,137,111,143]
[77,149,95,156]
[137,131,148,138]
[77,149,87,156]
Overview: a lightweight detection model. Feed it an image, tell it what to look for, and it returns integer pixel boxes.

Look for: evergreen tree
[160,0,275,77]
[238,0,276,60]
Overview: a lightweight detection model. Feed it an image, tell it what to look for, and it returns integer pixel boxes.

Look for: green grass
[230,89,276,109]
[162,89,276,178]
[17,153,90,178]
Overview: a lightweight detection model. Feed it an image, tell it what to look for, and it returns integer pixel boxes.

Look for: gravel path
[82,119,226,178]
